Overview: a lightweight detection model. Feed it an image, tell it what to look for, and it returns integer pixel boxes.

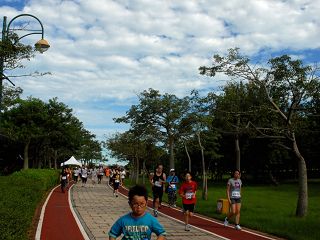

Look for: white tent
[60,156,82,167]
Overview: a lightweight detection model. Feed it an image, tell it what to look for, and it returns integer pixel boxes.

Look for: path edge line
[68,184,91,240]
[35,185,60,240]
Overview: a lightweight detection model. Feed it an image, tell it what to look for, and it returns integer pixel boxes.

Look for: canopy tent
[60,156,82,167]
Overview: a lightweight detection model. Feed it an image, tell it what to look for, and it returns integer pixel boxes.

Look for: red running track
[38,183,281,240]
[39,184,85,240]
[118,187,281,240]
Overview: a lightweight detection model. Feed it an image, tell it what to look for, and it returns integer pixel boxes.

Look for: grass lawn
[124,178,320,240]
[0,169,59,240]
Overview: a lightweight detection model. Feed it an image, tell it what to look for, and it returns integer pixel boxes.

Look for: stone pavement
[70,179,225,240]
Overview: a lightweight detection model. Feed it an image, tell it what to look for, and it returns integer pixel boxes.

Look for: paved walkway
[71,181,222,240]
[37,178,284,239]
[69,179,282,240]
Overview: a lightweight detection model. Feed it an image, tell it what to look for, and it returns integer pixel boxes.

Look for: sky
[1,0,320,163]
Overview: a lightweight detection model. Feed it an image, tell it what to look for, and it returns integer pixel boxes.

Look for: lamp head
[35,38,50,53]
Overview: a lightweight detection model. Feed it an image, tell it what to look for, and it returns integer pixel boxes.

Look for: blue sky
[1,0,320,164]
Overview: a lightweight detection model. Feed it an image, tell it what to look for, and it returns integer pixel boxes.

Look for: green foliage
[1,33,35,71]
[0,169,59,240]
[1,83,23,112]
[1,96,102,170]
[114,88,193,168]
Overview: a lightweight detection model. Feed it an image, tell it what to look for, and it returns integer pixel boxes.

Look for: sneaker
[235,224,242,230]
[184,224,190,231]
[224,217,229,227]
[173,204,176,208]
[153,209,158,217]
[116,194,118,197]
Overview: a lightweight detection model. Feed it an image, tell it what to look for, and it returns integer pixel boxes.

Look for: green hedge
[0,169,60,240]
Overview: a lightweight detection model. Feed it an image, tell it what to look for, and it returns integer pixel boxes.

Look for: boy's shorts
[183,203,195,212]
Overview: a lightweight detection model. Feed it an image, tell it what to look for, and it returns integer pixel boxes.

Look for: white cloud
[2,0,320,147]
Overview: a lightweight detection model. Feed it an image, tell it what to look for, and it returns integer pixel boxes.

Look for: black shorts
[152,187,164,201]
[183,203,195,212]
[113,182,120,190]
[231,198,241,204]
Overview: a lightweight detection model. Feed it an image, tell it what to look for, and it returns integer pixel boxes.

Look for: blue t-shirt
[166,175,179,191]
[108,212,166,240]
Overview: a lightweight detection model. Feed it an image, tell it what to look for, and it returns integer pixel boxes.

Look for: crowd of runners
[60,164,243,239]
[60,165,126,191]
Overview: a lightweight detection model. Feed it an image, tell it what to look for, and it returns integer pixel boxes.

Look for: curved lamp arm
[5,14,50,52]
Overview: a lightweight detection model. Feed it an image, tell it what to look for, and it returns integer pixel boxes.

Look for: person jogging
[149,164,166,217]
[108,185,166,240]
[60,168,68,193]
[111,168,122,197]
[224,169,242,230]
[179,171,197,231]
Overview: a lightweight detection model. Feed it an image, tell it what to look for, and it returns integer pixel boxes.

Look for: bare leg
[235,203,241,225]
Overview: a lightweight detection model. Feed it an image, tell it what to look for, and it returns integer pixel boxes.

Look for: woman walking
[224,169,242,230]
[166,169,179,207]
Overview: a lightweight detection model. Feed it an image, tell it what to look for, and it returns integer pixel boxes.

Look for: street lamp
[0,13,50,129]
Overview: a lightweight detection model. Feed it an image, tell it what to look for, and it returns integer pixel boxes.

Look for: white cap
[170,169,175,172]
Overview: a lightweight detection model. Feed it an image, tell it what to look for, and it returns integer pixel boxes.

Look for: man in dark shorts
[149,164,166,217]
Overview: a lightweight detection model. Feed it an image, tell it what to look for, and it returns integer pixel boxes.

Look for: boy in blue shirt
[108,185,166,240]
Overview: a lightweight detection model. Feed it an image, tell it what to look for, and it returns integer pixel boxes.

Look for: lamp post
[0,14,50,130]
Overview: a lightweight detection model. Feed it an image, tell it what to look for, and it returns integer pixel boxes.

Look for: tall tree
[188,90,221,199]
[199,48,320,217]
[3,97,48,169]
[105,131,163,183]
[115,88,191,170]
[212,82,264,170]
[44,98,85,168]
[1,33,35,130]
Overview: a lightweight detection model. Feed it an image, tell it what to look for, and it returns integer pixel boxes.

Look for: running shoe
[184,224,190,231]
[224,217,229,227]
[235,224,242,230]
[153,209,158,217]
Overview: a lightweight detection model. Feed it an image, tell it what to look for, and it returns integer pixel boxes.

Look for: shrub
[0,169,59,240]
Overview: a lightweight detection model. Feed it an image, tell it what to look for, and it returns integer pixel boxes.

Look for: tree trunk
[169,137,175,170]
[142,159,146,185]
[183,141,192,172]
[235,134,240,171]
[48,154,52,169]
[292,133,308,217]
[23,139,30,170]
[197,132,207,200]
[54,150,58,169]
[135,155,140,184]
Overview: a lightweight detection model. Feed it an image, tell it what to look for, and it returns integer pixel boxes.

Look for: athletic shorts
[113,182,120,190]
[231,198,241,204]
[152,187,164,202]
[183,203,195,212]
